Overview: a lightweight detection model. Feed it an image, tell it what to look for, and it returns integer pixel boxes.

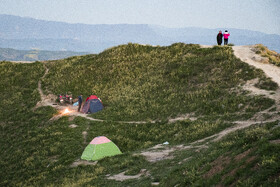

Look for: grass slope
[0,43,279,186]
[43,43,275,121]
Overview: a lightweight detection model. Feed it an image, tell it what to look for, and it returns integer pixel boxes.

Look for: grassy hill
[0,47,87,61]
[43,43,275,121]
[0,43,279,186]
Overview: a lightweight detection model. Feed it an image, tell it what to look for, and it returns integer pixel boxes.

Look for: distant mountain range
[0,14,280,53]
[0,47,86,61]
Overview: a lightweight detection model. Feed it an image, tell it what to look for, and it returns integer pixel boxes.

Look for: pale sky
[1,0,280,35]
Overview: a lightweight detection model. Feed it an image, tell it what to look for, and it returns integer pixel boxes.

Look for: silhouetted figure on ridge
[217,30,223,45]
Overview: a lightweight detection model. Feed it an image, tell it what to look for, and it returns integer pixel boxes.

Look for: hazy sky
[1,0,280,34]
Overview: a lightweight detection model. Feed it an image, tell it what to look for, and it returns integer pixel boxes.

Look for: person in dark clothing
[217,30,223,45]
[78,94,83,112]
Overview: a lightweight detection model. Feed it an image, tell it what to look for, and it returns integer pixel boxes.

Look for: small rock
[68,116,75,121]
[69,124,78,128]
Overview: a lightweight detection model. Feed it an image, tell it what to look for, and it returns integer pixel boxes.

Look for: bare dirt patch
[70,160,97,167]
[138,144,207,163]
[10,61,36,63]
[233,45,280,86]
[242,78,276,99]
[220,154,256,185]
[82,131,88,144]
[241,78,280,117]
[69,124,78,128]
[178,157,192,165]
[168,113,197,123]
[221,167,239,183]
[213,119,280,142]
[107,169,149,181]
[234,149,252,162]
[203,155,231,178]
[245,156,256,164]
[48,155,59,163]
[270,139,280,144]
[200,45,213,48]
[68,116,75,121]
[140,147,176,162]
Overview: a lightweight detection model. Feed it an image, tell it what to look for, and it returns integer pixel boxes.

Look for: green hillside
[0,43,279,186]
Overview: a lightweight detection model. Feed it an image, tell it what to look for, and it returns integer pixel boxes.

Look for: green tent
[81,136,122,161]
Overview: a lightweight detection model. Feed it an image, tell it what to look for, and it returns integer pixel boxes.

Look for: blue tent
[82,96,104,114]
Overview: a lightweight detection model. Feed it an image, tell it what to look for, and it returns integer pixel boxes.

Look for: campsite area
[0,43,280,186]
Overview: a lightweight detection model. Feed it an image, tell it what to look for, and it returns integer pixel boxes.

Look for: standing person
[78,94,83,112]
[223,30,230,45]
[216,30,223,45]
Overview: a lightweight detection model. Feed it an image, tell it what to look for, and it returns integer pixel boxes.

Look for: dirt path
[107,169,149,181]
[38,64,49,101]
[33,63,102,120]
[33,46,280,124]
[201,45,280,86]
[109,46,280,176]
[233,45,280,114]
[26,46,280,182]
[233,45,280,85]
[35,46,280,126]
[35,64,58,109]
[33,63,155,124]
[10,61,36,63]
[137,45,280,163]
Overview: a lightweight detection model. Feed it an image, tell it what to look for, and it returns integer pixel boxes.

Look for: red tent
[86,95,98,101]
[82,95,104,114]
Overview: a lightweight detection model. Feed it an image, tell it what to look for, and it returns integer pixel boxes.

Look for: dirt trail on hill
[233,45,280,85]
[23,46,280,176]
[9,61,36,63]
[216,45,280,138]
[33,63,151,123]
[233,45,280,116]
[32,63,100,120]
[35,64,59,109]
[138,45,280,164]
[38,64,49,102]
[33,46,280,126]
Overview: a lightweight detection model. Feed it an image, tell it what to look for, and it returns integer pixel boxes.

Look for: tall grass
[255,44,280,66]
[0,61,45,121]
